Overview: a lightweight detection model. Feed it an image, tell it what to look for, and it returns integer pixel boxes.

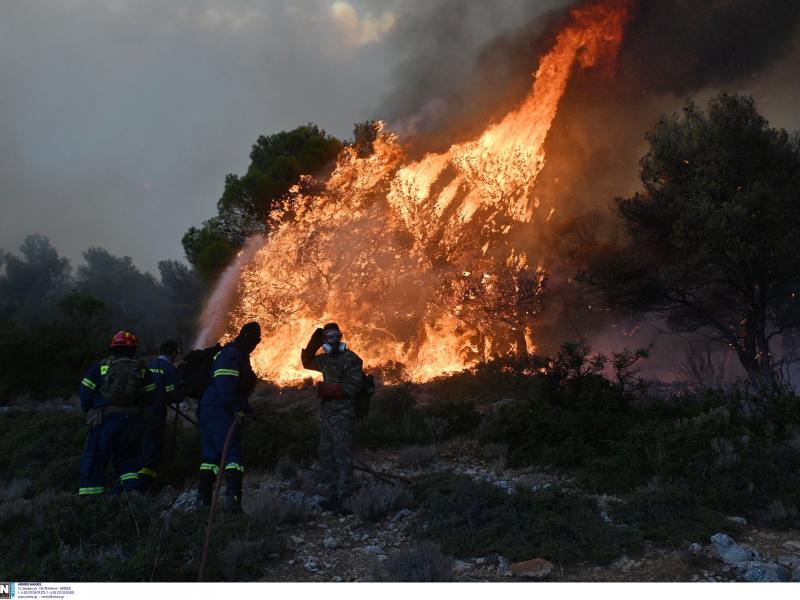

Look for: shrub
[413,474,641,564]
[370,542,454,582]
[345,480,413,522]
[396,445,438,471]
[613,480,736,545]
[247,491,308,526]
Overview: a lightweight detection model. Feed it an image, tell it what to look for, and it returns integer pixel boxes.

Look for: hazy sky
[0,0,545,273]
[1,1,798,275]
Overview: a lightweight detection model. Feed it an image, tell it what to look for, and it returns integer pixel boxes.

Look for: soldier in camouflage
[301,322,364,513]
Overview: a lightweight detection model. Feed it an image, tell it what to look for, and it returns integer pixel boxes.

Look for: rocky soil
[160,437,800,582]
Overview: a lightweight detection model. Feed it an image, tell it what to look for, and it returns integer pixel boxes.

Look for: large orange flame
[196,0,632,384]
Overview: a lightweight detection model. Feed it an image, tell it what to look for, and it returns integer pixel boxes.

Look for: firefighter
[301,322,364,514]
[78,331,155,496]
[137,339,180,492]
[196,322,260,513]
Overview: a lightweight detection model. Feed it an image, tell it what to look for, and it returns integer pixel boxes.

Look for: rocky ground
[157,438,800,582]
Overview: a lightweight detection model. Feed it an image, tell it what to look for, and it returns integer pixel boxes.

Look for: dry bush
[396,445,438,471]
[0,478,34,502]
[370,542,454,582]
[345,480,412,522]
[247,491,308,526]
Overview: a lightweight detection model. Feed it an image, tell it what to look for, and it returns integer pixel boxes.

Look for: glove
[317,383,345,400]
[308,328,324,351]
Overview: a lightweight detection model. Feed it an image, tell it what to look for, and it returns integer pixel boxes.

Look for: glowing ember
[196,0,632,384]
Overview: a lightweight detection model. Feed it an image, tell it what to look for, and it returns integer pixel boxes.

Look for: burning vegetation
[199,0,633,384]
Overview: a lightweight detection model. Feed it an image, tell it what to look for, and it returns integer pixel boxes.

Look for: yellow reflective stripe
[119,472,139,482]
[81,378,97,390]
[213,369,239,377]
[138,467,157,478]
[79,486,104,495]
[143,383,157,392]
[100,365,109,375]
[224,462,244,473]
[213,351,221,360]
[165,384,175,392]
[149,368,165,374]
[200,463,220,475]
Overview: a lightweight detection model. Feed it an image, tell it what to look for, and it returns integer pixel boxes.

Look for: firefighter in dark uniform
[137,339,180,492]
[78,331,155,496]
[196,322,260,512]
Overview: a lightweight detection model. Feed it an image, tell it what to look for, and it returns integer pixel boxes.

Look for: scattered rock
[497,556,513,577]
[776,555,800,568]
[688,543,703,556]
[362,545,385,555]
[453,560,471,574]
[792,567,800,582]
[710,533,760,564]
[304,557,320,573]
[171,489,198,512]
[727,516,748,526]
[783,541,800,552]
[600,511,612,524]
[289,535,305,546]
[323,536,339,550]
[475,557,487,565]
[331,576,343,582]
[740,561,790,582]
[511,558,554,579]
[391,508,415,522]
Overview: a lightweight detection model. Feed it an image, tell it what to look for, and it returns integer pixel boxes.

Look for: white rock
[171,489,198,512]
[688,543,703,555]
[727,516,748,526]
[362,545,385,555]
[290,535,305,546]
[304,557,320,573]
[323,536,339,550]
[710,533,760,564]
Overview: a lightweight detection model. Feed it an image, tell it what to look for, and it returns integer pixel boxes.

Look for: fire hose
[197,417,238,582]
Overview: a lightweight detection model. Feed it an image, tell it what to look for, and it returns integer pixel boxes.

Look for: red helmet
[110,331,138,348]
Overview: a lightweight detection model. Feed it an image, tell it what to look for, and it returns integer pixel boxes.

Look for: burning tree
[583,93,800,389]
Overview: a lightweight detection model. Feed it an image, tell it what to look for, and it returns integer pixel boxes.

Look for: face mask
[323,341,346,354]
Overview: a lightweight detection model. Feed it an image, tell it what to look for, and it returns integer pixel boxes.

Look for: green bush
[413,474,641,564]
[613,480,737,545]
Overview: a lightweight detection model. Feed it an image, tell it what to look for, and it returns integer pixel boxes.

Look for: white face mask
[323,341,346,354]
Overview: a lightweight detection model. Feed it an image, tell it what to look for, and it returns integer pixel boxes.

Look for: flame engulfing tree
[583,93,800,389]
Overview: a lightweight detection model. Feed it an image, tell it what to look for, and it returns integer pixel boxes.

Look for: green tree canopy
[582,93,800,388]
[183,124,343,281]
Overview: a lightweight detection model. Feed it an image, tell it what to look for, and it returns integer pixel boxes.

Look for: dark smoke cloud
[381,0,800,148]
[617,0,800,96]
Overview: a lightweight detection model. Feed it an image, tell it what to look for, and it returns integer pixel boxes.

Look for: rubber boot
[196,469,216,508]
[223,470,243,514]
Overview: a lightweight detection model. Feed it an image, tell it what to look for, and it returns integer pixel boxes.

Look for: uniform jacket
[301,347,364,398]
[145,356,178,408]
[201,343,255,414]
[79,357,155,412]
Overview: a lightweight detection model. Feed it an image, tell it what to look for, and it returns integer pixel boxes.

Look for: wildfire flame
[196,0,632,384]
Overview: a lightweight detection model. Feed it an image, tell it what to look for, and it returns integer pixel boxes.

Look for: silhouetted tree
[583,93,800,388]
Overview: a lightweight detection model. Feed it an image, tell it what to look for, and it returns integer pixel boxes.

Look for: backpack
[354,372,376,424]
[177,343,222,400]
[99,356,144,407]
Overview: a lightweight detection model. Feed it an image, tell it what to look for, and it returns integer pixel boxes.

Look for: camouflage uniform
[302,346,363,498]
